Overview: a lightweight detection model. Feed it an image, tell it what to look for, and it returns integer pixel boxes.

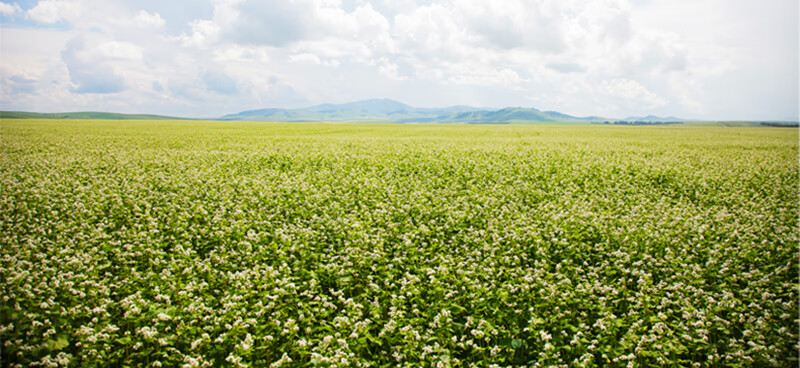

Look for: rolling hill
[0,111,191,120]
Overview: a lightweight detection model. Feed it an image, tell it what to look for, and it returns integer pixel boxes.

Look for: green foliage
[1,120,798,367]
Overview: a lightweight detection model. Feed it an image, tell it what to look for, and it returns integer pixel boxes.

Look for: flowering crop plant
[1,120,797,367]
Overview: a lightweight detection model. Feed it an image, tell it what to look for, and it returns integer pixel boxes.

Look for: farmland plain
[1,120,798,367]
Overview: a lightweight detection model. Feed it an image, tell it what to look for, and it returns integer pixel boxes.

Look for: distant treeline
[600,121,682,126]
[760,122,799,128]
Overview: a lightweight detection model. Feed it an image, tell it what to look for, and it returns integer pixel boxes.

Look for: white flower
[269,353,292,368]
[226,354,242,366]
[138,326,158,338]
[241,333,253,351]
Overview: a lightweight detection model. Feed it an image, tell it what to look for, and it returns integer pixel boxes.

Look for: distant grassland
[1,119,798,367]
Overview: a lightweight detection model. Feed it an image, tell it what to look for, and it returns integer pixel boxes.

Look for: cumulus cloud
[167,0,710,95]
[61,37,125,94]
[392,4,463,54]
[377,58,406,80]
[7,74,37,93]
[28,0,79,23]
[599,78,665,109]
[202,69,237,95]
[96,41,143,60]
[1,71,37,94]
[133,10,165,28]
[289,53,322,65]
[226,0,309,46]
[457,0,566,51]
[447,65,523,87]
[180,0,391,57]
[547,63,586,74]
[0,2,21,15]
[0,0,795,120]
[179,19,220,47]
[213,45,270,63]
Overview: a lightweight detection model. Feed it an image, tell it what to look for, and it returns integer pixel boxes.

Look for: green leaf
[47,337,69,351]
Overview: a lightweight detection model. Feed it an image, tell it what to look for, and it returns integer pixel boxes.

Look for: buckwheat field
[1,120,797,367]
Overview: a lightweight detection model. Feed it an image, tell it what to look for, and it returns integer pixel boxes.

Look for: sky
[0,0,797,120]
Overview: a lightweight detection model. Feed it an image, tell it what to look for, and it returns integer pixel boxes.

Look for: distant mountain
[307,99,411,114]
[446,107,595,123]
[622,115,685,122]
[0,111,190,120]
[222,99,607,123]
[1,100,690,124]
[226,99,427,122]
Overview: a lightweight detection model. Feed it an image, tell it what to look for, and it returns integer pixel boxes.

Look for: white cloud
[289,53,321,65]
[96,41,143,60]
[456,0,566,51]
[0,69,37,95]
[378,58,406,80]
[28,0,80,23]
[0,0,796,120]
[668,74,703,113]
[0,28,73,109]
[392,3,463,56]
[320,3,390,41]
[214,45,270,63]
[546,62,585,74]
[133,10,165,28]
[61,37,126,93]
[288,51,343,68]
[292,38,372,61]
[0,2,21,15]
[202,68,237,95]
[223,0,309,46]
[599,78,665,109]
[179,19,220,47]
[447,65,523,87]
[187,0,393,64]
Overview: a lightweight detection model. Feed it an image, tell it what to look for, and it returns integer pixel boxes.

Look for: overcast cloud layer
[0,0,797,120]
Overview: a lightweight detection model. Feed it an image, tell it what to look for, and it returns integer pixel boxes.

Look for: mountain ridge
[222,99,609,123]
[1,99,698,124]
